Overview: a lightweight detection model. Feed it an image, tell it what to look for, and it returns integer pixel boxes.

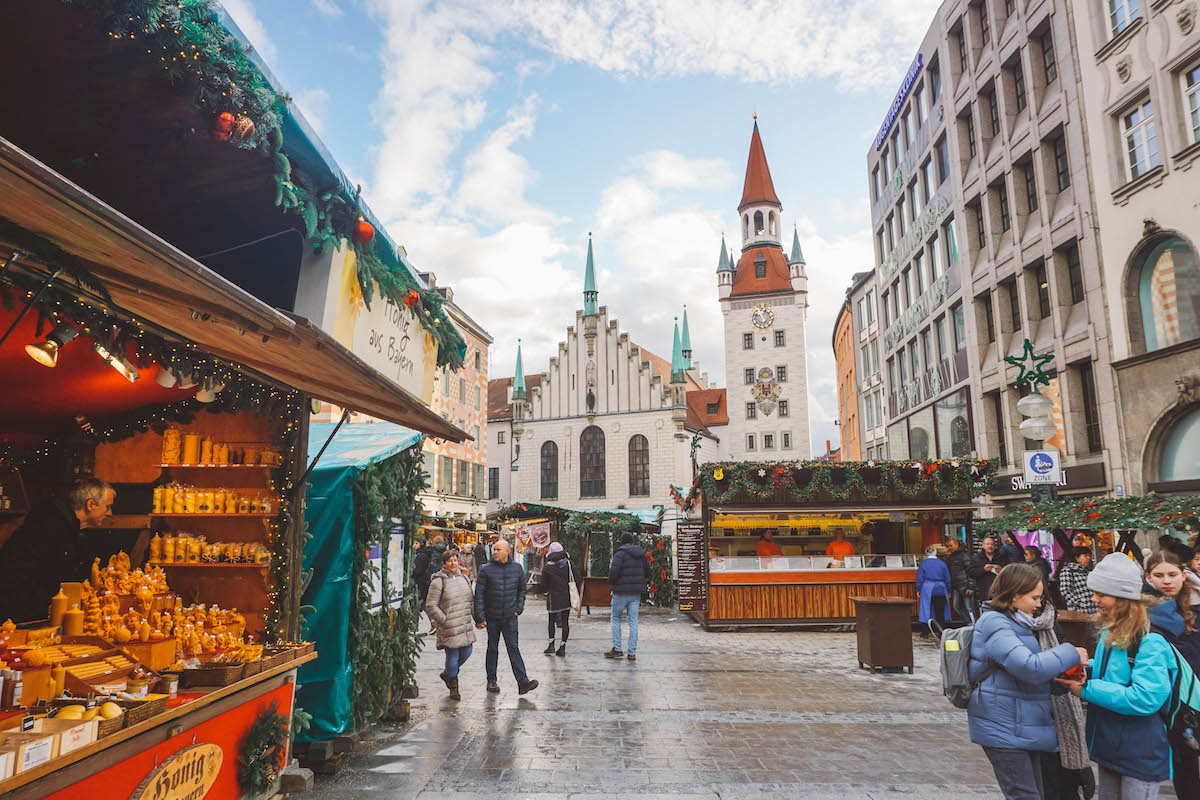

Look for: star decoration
[758,469,766,477]
[1004,338,1054,391]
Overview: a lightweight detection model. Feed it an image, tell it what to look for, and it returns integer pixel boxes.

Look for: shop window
[540,441,558,500]
[1135,236,1200,352]
[628,435,650,497]
[1159,405,1200,481]
[910,405,935,459]
[579,427,605,498]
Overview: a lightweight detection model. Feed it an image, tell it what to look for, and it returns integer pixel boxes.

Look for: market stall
[682,459,996,628]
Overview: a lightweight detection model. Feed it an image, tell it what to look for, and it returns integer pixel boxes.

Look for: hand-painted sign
[129,743,222,800]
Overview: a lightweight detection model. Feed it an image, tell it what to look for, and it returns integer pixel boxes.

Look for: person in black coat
[0,478,116,623]
[944,538,976,623]
[968,535,1005,602]
[536,542,577,656]
[606,532,648,661]
[414,534,447,609]
[1023,545,1052,586]
[473,539,537,694]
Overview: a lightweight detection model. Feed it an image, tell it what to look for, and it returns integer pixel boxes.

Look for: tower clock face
[750,304,774,330]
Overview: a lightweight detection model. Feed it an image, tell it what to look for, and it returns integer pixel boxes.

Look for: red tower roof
[738,121,781,211]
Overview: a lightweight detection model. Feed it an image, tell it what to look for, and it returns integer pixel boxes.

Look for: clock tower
[718,118,811,460]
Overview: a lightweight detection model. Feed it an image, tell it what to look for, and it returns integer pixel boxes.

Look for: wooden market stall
[681,459,996,629]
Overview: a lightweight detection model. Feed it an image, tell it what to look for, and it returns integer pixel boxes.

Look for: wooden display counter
[704,569,918,625]
[0,652,315,800]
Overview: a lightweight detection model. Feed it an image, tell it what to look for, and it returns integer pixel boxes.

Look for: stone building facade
[833,298,862,461]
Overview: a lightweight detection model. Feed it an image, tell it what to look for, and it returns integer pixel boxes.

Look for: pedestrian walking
[1056,553,1179,800]
[1143,551,1200,799]
[606,531,647,661]
[945,538,977,623]
[969,535,1005,602]
[916,545,951,636]
[414,534,447,604]
[1029,599,1095,800]
[1025,546,1053,586]
[537,542,576,656]
[967,563,1086,800]
[458,542,476,583]
[998,535,1025,567]
[425,550,476,701]
[1058,548,1099,614]
[473,539,538,695]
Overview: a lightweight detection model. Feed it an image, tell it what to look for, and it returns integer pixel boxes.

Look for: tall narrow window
[474,386,481,410]
[1024,163,1039,213]
[779,400,790,417]
[1053,134,1071,190]
[1005,0,1015,16]
[775,330,786,346]
[540,441,558,500]
[1042,32,1058,85]
[992,392,1009,465]
[966,110,978,157]
[1122,99,1160,180]
[957,24,969,72]
[988,91,1001,136]
[746,402,757,420]
[458,378,467,403]
[979,3,991,44]
[743,333,754,349]
[931,58,942,97]
[998,182,1011,232]
[1034,262,1051,318]
[1108,0,1141,35]
[628,435,650,496]
[440,455,453,492]
[935,317,948,362]
[488,467,500,500]
[953,304,967,350]
[1007,279,1021,331]
[746,434,756,451]
[777,365,788,383]
[1187,64,1200,144]
[974,200,987,249]
[744,367,755,385]
[579,426,606,498]
[1066,243,1085,304]
[981,292,996,343]
[1013,60,1027,112]
[1079,362,1103,453]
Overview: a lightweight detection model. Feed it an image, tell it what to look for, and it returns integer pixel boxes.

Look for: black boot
[544,640,556,655]
[448,676,460,701]
[439,671,451,688]
[556,642,566,656]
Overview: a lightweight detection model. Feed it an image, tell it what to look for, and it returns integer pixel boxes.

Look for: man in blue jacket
[474,539,538,694]
[606,532,648,661]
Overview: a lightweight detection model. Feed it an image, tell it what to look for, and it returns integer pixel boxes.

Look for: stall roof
[306,422,423,472]
[0,136,467,441]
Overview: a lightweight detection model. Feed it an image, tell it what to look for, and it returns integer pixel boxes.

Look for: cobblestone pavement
[301,608,1149,800]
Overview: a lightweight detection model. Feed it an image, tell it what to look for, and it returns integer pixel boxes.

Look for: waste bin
[850,596,915,674]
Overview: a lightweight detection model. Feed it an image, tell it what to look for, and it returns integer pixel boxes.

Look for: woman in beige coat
[425,550,477,700]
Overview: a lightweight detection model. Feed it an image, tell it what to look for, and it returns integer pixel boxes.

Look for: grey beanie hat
[1087,552,1145,600]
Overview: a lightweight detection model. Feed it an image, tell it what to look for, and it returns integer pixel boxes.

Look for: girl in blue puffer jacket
[969,563,1087,799]
[1057,552,1179,799]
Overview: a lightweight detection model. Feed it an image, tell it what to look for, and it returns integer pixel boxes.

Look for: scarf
[1031,603,1089,770]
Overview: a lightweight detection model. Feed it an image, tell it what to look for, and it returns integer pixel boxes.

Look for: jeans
[1097,765,1160,800]
[952,589,977,623]
[983,747,1045,800]
[484,615,528,684]
[548,609,570,641]
[444,644,472,679]
[611,593,640,654]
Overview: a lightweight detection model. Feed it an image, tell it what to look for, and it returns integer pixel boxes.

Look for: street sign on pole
[1023,449,1061,486]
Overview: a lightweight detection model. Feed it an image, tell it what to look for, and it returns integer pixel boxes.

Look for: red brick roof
[687,388,728,434]
[731,246,792,297]
[487,375,543,421]
[739,122,781,211]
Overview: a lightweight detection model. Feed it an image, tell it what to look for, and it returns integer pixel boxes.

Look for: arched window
[910,427,931,459]
[628,435,650,496]
[540,441,558,500]
[769,211,777,236]
[580,426,606,498]
[1160,405,1200,482]
[743,214,750,238]
[754,210,765,235]
[1136,236,1200,352]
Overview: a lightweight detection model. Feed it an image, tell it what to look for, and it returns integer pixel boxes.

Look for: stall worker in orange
[825,529,855,559]
[756,530,783,557]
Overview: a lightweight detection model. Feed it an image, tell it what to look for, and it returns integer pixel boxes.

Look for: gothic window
[744,214,750,238]
[540,441,559,500]
[754,211,765,236]
[628,435,650,496]
[769,211,777,236]
[1134,236,1200,352]
[580,426,606,498]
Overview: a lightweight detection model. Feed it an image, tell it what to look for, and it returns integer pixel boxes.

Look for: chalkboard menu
[676,521,707,612]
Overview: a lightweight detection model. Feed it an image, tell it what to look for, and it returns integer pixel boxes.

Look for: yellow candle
[49,590,69,628]
[63,605,84,636]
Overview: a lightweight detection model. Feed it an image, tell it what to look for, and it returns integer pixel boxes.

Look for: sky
[223,0,943,455]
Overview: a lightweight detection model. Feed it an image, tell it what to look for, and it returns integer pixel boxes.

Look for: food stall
[684,458,996,628]
[0,133,463,797]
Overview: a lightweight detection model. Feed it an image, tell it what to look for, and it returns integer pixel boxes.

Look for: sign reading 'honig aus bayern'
[875,54,924,152]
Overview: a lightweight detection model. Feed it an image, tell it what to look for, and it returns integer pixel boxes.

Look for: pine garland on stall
[237,701,289,798]
[974,493,1200,536]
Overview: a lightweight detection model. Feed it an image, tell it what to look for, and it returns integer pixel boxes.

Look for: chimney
[826,439,831,454]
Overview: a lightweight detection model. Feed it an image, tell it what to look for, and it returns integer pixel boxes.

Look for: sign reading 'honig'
[129,743,222,800]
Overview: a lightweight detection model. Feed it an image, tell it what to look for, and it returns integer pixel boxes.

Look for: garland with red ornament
[975,493,1200,535]
[669,478,701,512]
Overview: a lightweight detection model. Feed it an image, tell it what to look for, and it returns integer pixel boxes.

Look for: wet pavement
[304,607,1016,799]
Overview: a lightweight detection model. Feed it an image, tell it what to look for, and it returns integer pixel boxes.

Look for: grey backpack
[940,625,996,708]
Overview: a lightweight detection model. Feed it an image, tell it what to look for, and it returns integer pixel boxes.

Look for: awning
[306,421,423,471]
[0,136,467,441]
[709,504,989,514]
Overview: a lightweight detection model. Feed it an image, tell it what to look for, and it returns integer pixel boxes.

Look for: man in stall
[0,477,115,623]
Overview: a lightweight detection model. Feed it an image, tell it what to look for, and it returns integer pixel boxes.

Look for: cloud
[311,0,343,16]
[220,0,277,62]
[293,88,332,137]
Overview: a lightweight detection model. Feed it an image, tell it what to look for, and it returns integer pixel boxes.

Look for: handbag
[567,560,582,612]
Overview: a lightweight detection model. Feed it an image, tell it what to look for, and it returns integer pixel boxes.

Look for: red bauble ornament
[352,218,375,244]
[403,289,420,307]
[233,115,255,140]
[212,129,231,142]
[215,112,235,133]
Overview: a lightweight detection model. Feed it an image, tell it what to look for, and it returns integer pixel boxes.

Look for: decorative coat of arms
[751,367,781,415]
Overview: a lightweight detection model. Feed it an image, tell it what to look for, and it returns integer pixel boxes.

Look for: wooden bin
[849,595,915,674]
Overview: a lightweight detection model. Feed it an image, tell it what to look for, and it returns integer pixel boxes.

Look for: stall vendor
[0,477,115,623]
[825,530,855,559]
[756,530,783,557]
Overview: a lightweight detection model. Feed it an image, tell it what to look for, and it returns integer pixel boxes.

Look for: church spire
[681,306,693,368]
[789,226,805,265]
[716,236,731,272]
[512,339,526,401]
[670,317,686,384]
[739,118,781,211]
[583,233,598,316]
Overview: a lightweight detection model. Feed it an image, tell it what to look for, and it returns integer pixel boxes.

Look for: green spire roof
[790,227,805,264]
[670,317,686,384]
[512,339,526,400]
[716,236,731,272]
[583,233,598,316]
[681,305,693,369]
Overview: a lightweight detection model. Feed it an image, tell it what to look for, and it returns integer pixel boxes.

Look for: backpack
[1125,630,1200,751]
[940,625,998,709]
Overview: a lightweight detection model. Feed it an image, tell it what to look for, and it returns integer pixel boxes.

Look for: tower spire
[789,226,805,264]
[681,305,693,368]
[512,339,526,400]
[739,118,781,211]
[583,233,598,316]
[716,236,731,272]
[670,317,686,384]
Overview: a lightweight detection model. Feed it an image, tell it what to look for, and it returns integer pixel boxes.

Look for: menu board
[676,521,707,613]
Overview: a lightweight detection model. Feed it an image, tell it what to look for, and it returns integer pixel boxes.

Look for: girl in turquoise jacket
[1057,553,1178,796]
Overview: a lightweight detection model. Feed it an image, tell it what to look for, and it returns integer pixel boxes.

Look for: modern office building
[1069,0,1200,495]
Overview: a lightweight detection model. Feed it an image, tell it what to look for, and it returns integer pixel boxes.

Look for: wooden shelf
[158,463,279,469]
[0,509,30,518]
[150,513,274,518]
[156,562,269,570]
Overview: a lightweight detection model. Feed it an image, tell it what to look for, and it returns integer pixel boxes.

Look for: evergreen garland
[975,493,1200,536]
[237,701,289,798]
